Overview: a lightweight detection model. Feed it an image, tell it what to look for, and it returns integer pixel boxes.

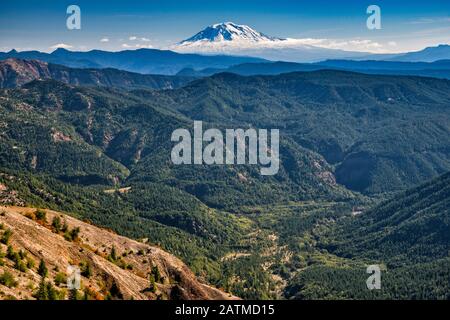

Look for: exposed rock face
[0,59,51,88]
[0,58,195,89]
[0,206,237,300]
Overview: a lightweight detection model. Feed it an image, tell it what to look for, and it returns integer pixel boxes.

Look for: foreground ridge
[0,206,237,300]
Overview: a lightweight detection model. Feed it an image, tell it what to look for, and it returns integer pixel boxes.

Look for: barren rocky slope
[0,206,236,300]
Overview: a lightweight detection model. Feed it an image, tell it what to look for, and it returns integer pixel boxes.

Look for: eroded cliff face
[0,59,51,88]
[0,206,237,300]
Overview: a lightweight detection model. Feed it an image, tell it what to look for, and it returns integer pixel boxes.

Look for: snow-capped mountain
[173,22,370,62]
[180,22,284,44]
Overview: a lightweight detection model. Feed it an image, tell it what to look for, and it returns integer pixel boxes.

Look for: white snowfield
[171,22,385,62]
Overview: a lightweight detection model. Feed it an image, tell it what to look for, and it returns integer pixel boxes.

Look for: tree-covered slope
[0,79,352,209]
[0,78,352,288]
[327,171,450,265]
[1,69,450,299]
[142,71,450,194]
[284,172,450,300]
[177,59,450,79]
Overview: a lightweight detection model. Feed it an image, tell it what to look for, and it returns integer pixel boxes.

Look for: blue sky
[0,0,449,53]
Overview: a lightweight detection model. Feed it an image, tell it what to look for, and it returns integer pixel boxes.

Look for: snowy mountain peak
[172,22,374,62]
[180,22,284,44]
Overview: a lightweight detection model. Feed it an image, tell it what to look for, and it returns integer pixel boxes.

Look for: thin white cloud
[141,37,151,42]
[309,39,385,52]
[407,17,450,25]
[100,37,110,42]
[174,37,395,53]
[50,43,73,50]
[411,26,450,37]
[122,43,153,49]
[129,36,137,41]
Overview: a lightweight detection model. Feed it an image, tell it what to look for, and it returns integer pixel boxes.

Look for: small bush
[152,265,162,283]
[70,227,80,241]
[0,271,18,288]
[61,219,69,232]
[6,245,14,259]
[14,258,27,272]
[52,216,62,232]
[0,228,12,244]
[35,209,47,222]
[64,227,81,242]
[108,246,118,262]
[18,249,27,260]
[26,258,35,269]
[80,261,92,278]
[54,272,67,286]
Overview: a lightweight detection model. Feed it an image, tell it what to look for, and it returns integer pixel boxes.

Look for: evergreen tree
[38,259,48,278]
[35,278,49,300]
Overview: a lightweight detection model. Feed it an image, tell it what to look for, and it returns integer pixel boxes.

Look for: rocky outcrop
[0,206,237,300]
[0,58,194,89]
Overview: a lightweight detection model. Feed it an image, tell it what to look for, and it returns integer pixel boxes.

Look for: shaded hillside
[143,71,450,194]
[284,172,450,300]
[327,172,450,265]
[3,70,450,197]
[0,206,236,300]
[0,58,196,89]
[176,60,450,79]
[164,71,450,118]
[0,79,352,209]
[285,258,450,300]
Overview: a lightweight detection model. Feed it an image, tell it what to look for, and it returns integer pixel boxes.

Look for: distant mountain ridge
[177,59,450,79]
[0,58,195,89]
[388,44,450,62]
[1,44,449,77]
[0,48,266,75]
